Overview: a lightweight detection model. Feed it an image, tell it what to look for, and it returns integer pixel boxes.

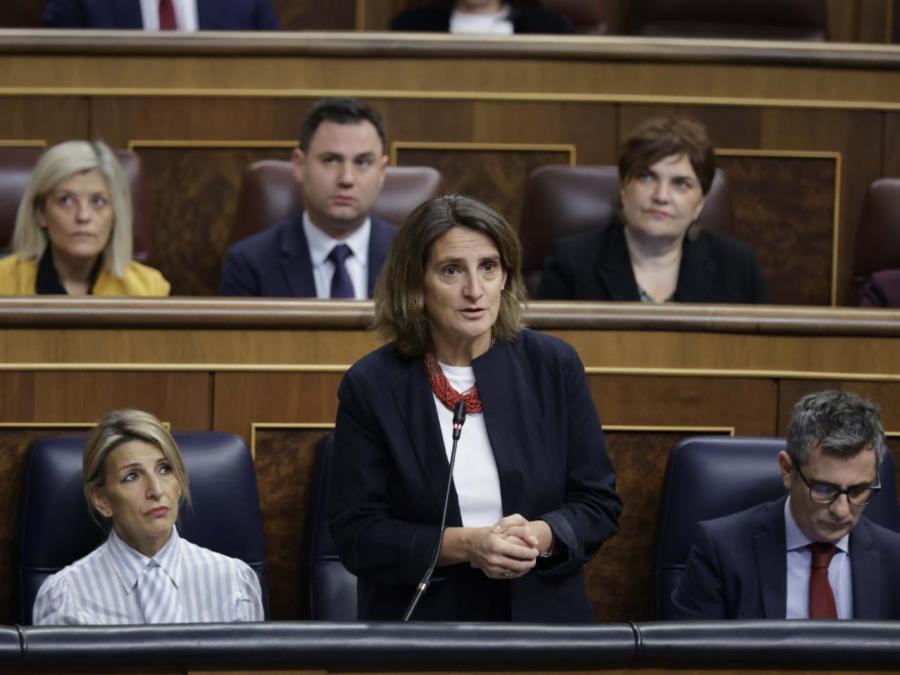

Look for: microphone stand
[402,400,467,622]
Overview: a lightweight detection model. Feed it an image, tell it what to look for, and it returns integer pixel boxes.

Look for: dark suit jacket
[44,0,279,29]
[327,328,622,622]
[219,213,396,297]
[860,268,900,307]
[672,496,900,620]
[538,220,767,303]
[390,2,574,34]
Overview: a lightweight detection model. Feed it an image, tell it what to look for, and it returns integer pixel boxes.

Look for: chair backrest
[541,0,608,34]
[520,165,732,294]
[229,161,444,246]
[0,146,153,262]
[654,436,898,620]
[852,178,900,293]
[18,432,269,624]
[626,0,828,40]
[305,434,357,620]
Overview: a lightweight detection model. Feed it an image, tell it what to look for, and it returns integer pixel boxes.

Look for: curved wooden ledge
[1,297,899,336]
[2,30,900,69]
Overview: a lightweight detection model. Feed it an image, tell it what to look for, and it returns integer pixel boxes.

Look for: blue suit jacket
[672,496,900,620]
[219,212,397,298]
[44,0,279,29]
[326,328,622,622]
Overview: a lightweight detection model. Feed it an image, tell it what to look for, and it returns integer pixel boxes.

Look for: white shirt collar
[302,212,371,268]
[106,526,182,594]
[784,495,850,554]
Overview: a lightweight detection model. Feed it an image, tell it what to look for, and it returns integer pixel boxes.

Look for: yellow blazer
[0,255,170,296]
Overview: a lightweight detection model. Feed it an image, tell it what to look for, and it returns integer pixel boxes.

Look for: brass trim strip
[716,148,842,306]
[0,422,95,429]
[127,139,297,151]
[391,141,577,166]
[356,0,366,32]
[5,88,900,112]
[2,362,900,383]
[249,421,334,459]
[0,139,46,148]
[603,425,735,436]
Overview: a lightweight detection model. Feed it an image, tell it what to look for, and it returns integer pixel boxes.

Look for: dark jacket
[860,268,900,307]
[538,220,767,303]
[44,0,279,29]
[672,496,900,620]
[327,328,622,622]
[219,212,396,297]
[391,2,573,34]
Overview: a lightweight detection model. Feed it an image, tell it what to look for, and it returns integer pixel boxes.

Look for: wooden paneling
[274,0,356,31]
[396,146,572,237]
[592,428,730,621]
[886,113,900,177]
[137,145,294,295]
[716,154,837,306]
[253,427,328,620]
[0,371,210,428]
[0,1,42,28]
[0,97,89,145]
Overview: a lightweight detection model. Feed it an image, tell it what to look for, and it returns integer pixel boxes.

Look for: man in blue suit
[220,98,396,298]
[673,390,900,620]
[44,0,279,30]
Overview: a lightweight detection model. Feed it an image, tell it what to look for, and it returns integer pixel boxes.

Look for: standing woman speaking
[327,195,622,622]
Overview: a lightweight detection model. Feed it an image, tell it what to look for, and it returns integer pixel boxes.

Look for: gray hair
[786,390,886,467]
[13,140,134,277]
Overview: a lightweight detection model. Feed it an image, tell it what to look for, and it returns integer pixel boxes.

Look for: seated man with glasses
[672,390,900,619]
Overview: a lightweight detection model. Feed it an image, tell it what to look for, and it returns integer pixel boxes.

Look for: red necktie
[159,0,177,30]
[809,542,839,619]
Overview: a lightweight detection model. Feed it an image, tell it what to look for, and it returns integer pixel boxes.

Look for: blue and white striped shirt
[32,527,264,625]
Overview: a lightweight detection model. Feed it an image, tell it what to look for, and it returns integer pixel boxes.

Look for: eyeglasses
[794,464,881,506]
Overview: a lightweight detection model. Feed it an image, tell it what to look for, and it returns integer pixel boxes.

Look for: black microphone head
[453,401,467,426]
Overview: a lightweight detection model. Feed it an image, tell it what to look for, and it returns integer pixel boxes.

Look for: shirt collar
[302,212,371,267]
[106,526,183,595]
[784,496,850,554]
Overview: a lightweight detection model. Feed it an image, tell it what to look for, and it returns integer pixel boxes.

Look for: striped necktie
[137,560,186,623]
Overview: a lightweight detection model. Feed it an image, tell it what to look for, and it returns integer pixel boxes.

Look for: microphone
[402,400,467,622]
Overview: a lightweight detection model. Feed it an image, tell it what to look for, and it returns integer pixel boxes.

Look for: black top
[391,2,574,34]
[36,248,101,295]
[537,219,768,303]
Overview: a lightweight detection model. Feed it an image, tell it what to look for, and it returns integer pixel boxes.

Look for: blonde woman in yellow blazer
[0,141,169,296]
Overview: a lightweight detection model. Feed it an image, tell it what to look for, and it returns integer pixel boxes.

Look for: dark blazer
[327,328,622,622]
[860,268,900,307]
[538,220,767,303]
[44,0,280,29]
[672,496,900,620]
[219,213,397,297]
[391,2,574,34]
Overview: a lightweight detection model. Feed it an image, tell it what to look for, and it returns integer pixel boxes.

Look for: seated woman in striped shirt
[32,409,264,625]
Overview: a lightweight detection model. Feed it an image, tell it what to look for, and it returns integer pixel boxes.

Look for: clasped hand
[469,513,551,580]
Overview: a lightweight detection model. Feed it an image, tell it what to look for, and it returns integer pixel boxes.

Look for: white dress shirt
[449,8,514,34]
[784,497,853,619]
[432,362,503,527]
[32,527,263,625]
[139,0,198,31]
[303,213,371,300]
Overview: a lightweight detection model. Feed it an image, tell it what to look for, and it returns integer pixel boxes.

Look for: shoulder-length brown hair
[374,195,526,358]
[618,117,716,195]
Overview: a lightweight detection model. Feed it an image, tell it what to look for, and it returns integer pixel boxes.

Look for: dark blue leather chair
[654,436,898,619]
[306,434,357,620]
[18,432,269,624]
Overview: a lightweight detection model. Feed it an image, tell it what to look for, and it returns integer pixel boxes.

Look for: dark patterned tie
[159,0,176,30]
[809,542,839,619]
[328,244,355,299]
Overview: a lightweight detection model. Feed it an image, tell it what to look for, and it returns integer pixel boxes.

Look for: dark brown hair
[374,195,526,357]
[618,118,715,194]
